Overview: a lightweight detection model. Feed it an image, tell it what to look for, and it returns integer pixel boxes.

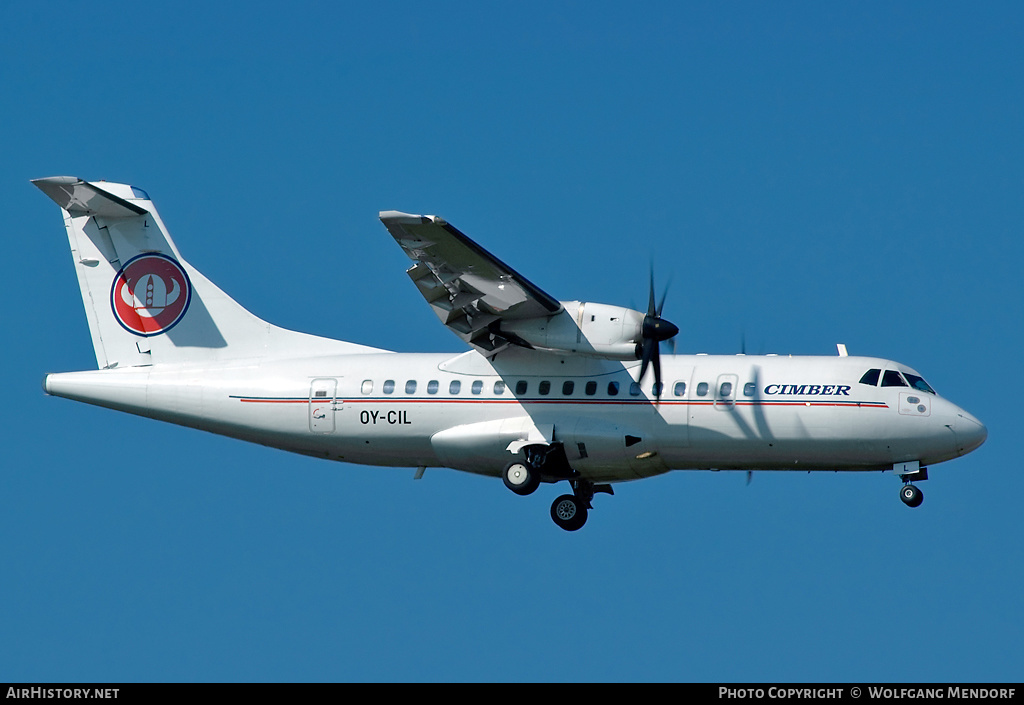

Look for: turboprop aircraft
[36,176,987,531]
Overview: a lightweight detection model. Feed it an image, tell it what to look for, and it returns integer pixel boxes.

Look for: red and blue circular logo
[110,253,192,336]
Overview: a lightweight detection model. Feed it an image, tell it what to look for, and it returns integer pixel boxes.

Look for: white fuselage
[43,348,986,484]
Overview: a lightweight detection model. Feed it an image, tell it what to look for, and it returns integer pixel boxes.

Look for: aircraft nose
[954,409,987,456]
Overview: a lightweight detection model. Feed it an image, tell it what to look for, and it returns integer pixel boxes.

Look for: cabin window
[652,383,663,397]
[673,381,686,396]
[383,380,395,394]
[494,381,506,395]
[629,382,642,396]
[904,373,935,394]
[585,381,597,395]
[743,382,756,396]
[539,381,551,395]
[515,381,528,395]
[427,380,439,394]
[697,382,709,396]
[881,370,908,387]
[471,380,483,395]
[608,381,620,396]
[720,382,733,397]
[450,380,462,394]
[361,380,373,394]
[562,381,575,395]
[859,369,881,386]
[405,380,417,394]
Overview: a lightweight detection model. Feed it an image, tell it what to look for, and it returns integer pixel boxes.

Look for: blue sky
[2,1,1021,682]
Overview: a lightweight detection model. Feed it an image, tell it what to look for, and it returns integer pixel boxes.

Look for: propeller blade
[647,268,657,317]
[656,279,671,318]
[652,344,663,400]
[638,337,655,384]
[637,265,678,403]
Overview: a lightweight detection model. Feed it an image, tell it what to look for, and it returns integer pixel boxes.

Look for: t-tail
[35,176,381,370]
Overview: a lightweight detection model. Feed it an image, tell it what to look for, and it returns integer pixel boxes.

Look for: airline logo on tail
[110,254,192,336]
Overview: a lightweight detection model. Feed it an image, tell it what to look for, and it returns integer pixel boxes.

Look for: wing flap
[381,211,562,352]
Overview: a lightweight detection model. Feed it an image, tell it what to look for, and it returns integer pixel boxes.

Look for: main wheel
[900,484,924,508]
[550,494,588,531]
[503,461,539,496]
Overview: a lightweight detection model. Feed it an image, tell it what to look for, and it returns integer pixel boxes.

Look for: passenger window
[629,382,642,396]
[607,381,619,396]
[673,381,686,396]
[427,380,439,395]
[562,381,575,395]
[720,382,733,397]
[652,383,663,397]
[471,380,483,395]
[405,380,417,394]
[585,381,597,395]
[515,381,528,395]
[697,382,709,397]
[361,380,373,394]
[494,381,506,395]
[449,380,461,394]
[859,369,881,386]
[383,380,395,394]
[539,381,551,395]
[743,383,756,396]
[881,370,908,387]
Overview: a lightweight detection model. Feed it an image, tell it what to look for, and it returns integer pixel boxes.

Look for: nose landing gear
[894,461,927,508]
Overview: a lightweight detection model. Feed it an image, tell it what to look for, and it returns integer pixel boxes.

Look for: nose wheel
[900,484,924,508]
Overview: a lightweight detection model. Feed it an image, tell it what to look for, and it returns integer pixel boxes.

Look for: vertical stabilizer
[35,177,383,369]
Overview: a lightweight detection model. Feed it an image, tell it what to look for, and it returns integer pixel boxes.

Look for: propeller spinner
[636,271,679,399]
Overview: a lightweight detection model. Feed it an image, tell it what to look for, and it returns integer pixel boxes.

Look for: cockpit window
[859,369,881,386]
[881,370,908,387]
[903,373,935,394]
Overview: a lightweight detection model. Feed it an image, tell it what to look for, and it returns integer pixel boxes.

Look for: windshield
[903,373,935,394]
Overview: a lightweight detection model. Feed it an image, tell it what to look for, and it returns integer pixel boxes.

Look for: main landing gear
[503,444,613,531]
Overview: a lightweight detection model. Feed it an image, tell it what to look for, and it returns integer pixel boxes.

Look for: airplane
[35,176,988,531]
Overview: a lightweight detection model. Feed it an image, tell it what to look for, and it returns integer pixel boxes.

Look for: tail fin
[35,176,382,368]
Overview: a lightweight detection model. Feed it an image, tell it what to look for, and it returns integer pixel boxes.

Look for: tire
[900,484,924,508]
[550,494,588,531]
[502,462,539,496]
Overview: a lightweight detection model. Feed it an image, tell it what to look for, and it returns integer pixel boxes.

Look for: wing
[379,211,563,353]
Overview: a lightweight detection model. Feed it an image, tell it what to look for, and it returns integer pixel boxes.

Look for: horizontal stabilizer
[33,176,148,218]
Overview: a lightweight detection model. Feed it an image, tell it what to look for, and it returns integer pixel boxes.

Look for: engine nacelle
[501,301,645,360]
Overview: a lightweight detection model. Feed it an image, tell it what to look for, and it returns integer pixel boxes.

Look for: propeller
[636,269,679,400]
